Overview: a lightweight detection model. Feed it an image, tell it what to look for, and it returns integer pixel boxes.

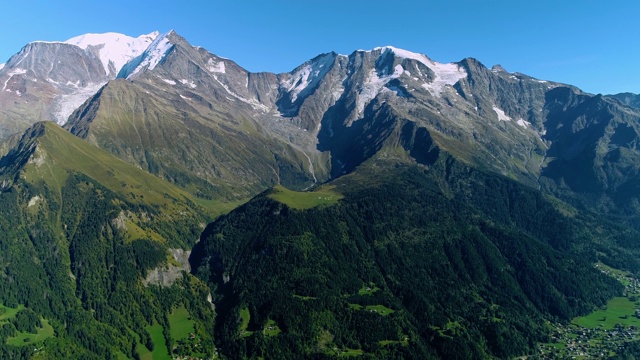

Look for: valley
[540,264,640,358]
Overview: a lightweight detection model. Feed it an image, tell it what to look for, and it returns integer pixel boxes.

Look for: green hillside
[0,122,218,358]
[66,79,320,200]
[192,160,624,359]
[25,121,193,206]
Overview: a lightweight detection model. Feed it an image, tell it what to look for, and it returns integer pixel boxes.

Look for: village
[537,264,640,358]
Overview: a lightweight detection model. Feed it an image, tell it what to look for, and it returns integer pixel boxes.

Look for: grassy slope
[144,323,171,360]
[572,297,640,329]
[27,122,193,207]
[70,79,318,200]
[0,304,54,347]
[268,184,343,210]
[6,320,54,346]
[168,306,195,341]
[21,122,240,227]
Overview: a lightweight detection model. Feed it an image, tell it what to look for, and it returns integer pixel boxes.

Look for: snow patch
[179,79,196,88]
[122,32,174,79]
[161,78,176,85]
[517,118,531,128]
[64,32,158,75]
[52,82,105,125]
[374,47,466,97]
[421,62,467,97]
[357,64,404,113]
[282,53,335,103]
[213,75,268,112]
[2,68,27,92]
[376,46,430,64]
[207,58,225,73]
[493,106,511,121]
[66,80,80,88]
[0,63,4,71]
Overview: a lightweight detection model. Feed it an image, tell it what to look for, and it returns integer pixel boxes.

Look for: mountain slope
[607,92,640,109]
[66,31,320,199]
[190,158,622,359]
[2,30,640,219]
[0,32,157,140]
[62,36,640,221]
[0,122,217,358]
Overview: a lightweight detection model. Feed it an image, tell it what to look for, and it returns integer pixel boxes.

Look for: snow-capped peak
[374,46,434,65]
[0,63,4,72]
[63,31,158,75]
[374,46,467,97]
[118,31,175,79]
[281,53,336,102]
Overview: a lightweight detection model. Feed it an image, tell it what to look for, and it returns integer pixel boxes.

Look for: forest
[191,158,634,359]
[0,173,216,359]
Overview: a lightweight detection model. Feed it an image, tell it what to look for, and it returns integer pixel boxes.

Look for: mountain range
[0,30,639,358]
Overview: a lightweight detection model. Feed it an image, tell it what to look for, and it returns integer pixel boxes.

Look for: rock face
[143,248,192,287]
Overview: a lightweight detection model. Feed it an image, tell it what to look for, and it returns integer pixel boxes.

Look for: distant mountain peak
[373,45,435,64]
[491,64,507,72]
[64,31,158,75]
[357,45,467,101]
[29,31,159,77]
[118,30,175,79]
[281,52,337,103]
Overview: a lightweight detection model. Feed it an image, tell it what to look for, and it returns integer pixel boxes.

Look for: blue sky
[1,0,638,94]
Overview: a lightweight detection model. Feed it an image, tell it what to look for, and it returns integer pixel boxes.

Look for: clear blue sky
[1,0,638,94]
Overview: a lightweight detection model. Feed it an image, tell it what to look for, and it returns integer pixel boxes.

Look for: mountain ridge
[0,29,640,358]
[2,30,640,218]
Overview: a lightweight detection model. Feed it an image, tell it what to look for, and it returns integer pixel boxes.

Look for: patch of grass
[145,322,171,360]
[338,348,364,357]
[168,306,195,341]
[547,342,566,350]
[572,297,640,329]
[263,319,281,337]
[6,319,54,346]
[431,321,466,339]
[268,185,343,210]
[293,294,316,301]
[358,283,380,296]
[349,303,395,316]
[136,342,152,360]
[0,304,24,322]
[239,307,253,338]
[379,338,409,346]
[365,305,395,316]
